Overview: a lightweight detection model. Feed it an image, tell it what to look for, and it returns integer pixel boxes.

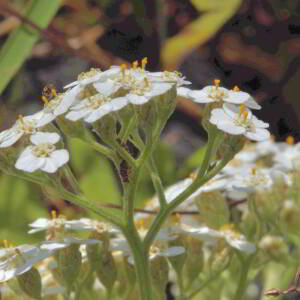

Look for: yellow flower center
[286,136,295,145]
[77,68,101,81]
[17,115,37,135]
[219,224,241,240]
[86,94,111,109]
[32,143,55,158]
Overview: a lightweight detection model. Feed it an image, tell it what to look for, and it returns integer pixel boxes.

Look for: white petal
[150,83,173,97]
[30,132,60,145]
[189,90,215,103]
[54,85,81,116]
[209,108,229,125]
[110,97,128,111]
[160,246,185,257]
[0,268,16,282]
[244,97,261,110]
[245,128,270,141]
[93,80,121,96]
[226,237,256,254]
[252,116,269,128]
[50,150,69,167]
[84,105,111,123]
[65,107,91,121]
[15,150,45,173]
[40,158,59,173]
[35,112,56,127]
[177,87,192,98]
[217,122,246,135]
[127,94,148,104]
[28,218,50,230]
[223,103,252,120]
[227,91,250,104]
[0,129,23,148]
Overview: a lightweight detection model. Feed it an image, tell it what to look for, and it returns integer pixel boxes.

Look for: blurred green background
[0,0,299,244]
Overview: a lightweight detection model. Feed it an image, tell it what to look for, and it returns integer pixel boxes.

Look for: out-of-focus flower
[210,104,270,141]
[188,81,261,109]
[15,132,69,173]
[0,113,45,148]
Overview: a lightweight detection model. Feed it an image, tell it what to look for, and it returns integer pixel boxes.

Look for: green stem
[75,267,94,300]
[59,189,123,228]
[186,263,229,300]
[198,129,221,177]
[144,152,234,250]
[120,114,137,144]
[123,227,153,300]
[147,156,167,208]
[233,255,255,300]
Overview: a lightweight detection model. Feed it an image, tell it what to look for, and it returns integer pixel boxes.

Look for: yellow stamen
[41,95,49,105]
[136,218,145,230]
[141,57,148,70]
[233,86,240,92]
[51,210,57,219]
[220,223,235,231]
[243,111,248,120]
[132,60,138,70]
[188,172,197,180]
[171,213,181,225]
[17,115,24,125]
[286,136,295,145]
[51,88,57,97]
[120,64,127,75]
[239,104,245,114]
[3,240,8,248]
[214,79,221,88]
[251,168,256,176]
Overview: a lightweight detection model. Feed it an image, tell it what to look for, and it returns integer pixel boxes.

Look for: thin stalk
[123,227,153,300]
[147,155,167,208]
[59,189,123,228]
[121,114,138,144]
[75,267,94,300]
[233,255,255,300]
[144,152,234,250]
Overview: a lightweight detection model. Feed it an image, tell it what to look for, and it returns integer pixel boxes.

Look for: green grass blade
[0,0,63,95]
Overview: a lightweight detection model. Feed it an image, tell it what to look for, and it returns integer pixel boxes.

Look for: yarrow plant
[1,58,300,300]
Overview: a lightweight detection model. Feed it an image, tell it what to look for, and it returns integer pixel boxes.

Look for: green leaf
[161,0,243,70]
[0,0,63,94]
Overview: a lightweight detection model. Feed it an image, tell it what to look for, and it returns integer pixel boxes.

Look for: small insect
[119,160,131,183]
[41,84,57,103]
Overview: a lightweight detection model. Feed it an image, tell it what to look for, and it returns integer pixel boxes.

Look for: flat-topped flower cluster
[0,59,270,175]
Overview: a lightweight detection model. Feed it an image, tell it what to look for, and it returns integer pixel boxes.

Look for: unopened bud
[195,191,229,228]
[183,236,204,285]
[259,235,288,261]
[95,252,117,291]
[57,244,82,287]
[150,256,169,295]
[208,242,232,273]
[280,200,300,234]
[17,267,42,300]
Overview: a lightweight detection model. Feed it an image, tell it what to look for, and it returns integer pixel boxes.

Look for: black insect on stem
[119,159,131,183]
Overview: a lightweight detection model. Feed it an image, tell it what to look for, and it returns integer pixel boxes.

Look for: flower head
[15,132,69,173]
[210,103,270,141]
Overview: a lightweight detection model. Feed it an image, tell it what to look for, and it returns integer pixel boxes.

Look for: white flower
[210,103,270,141]
[65,92,128,123]
[188,83,261,109]
[65,218,120,234]
[273,143,300,170]
[40,238,101,252]
[229,167,290,195]
[36,85,81,127]
[28,214,71,234]
[0,245,53,282]
[0,112,45,148]
[15,132,69,173]
[128,245,185,265]
[187,224,256,254]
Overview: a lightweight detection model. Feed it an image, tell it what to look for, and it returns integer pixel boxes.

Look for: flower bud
[279,199,300,234]
[150,255,169,295]
[167,235,187,276]
[57,244,82,288]
[17,267,42,300]
[208,242,232,273]
[183,236,204,285]
[259,235,288,262]
[95,251,118,291]
[195,191,230,229]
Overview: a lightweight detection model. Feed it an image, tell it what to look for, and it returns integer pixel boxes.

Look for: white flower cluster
[0,60,271,175]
